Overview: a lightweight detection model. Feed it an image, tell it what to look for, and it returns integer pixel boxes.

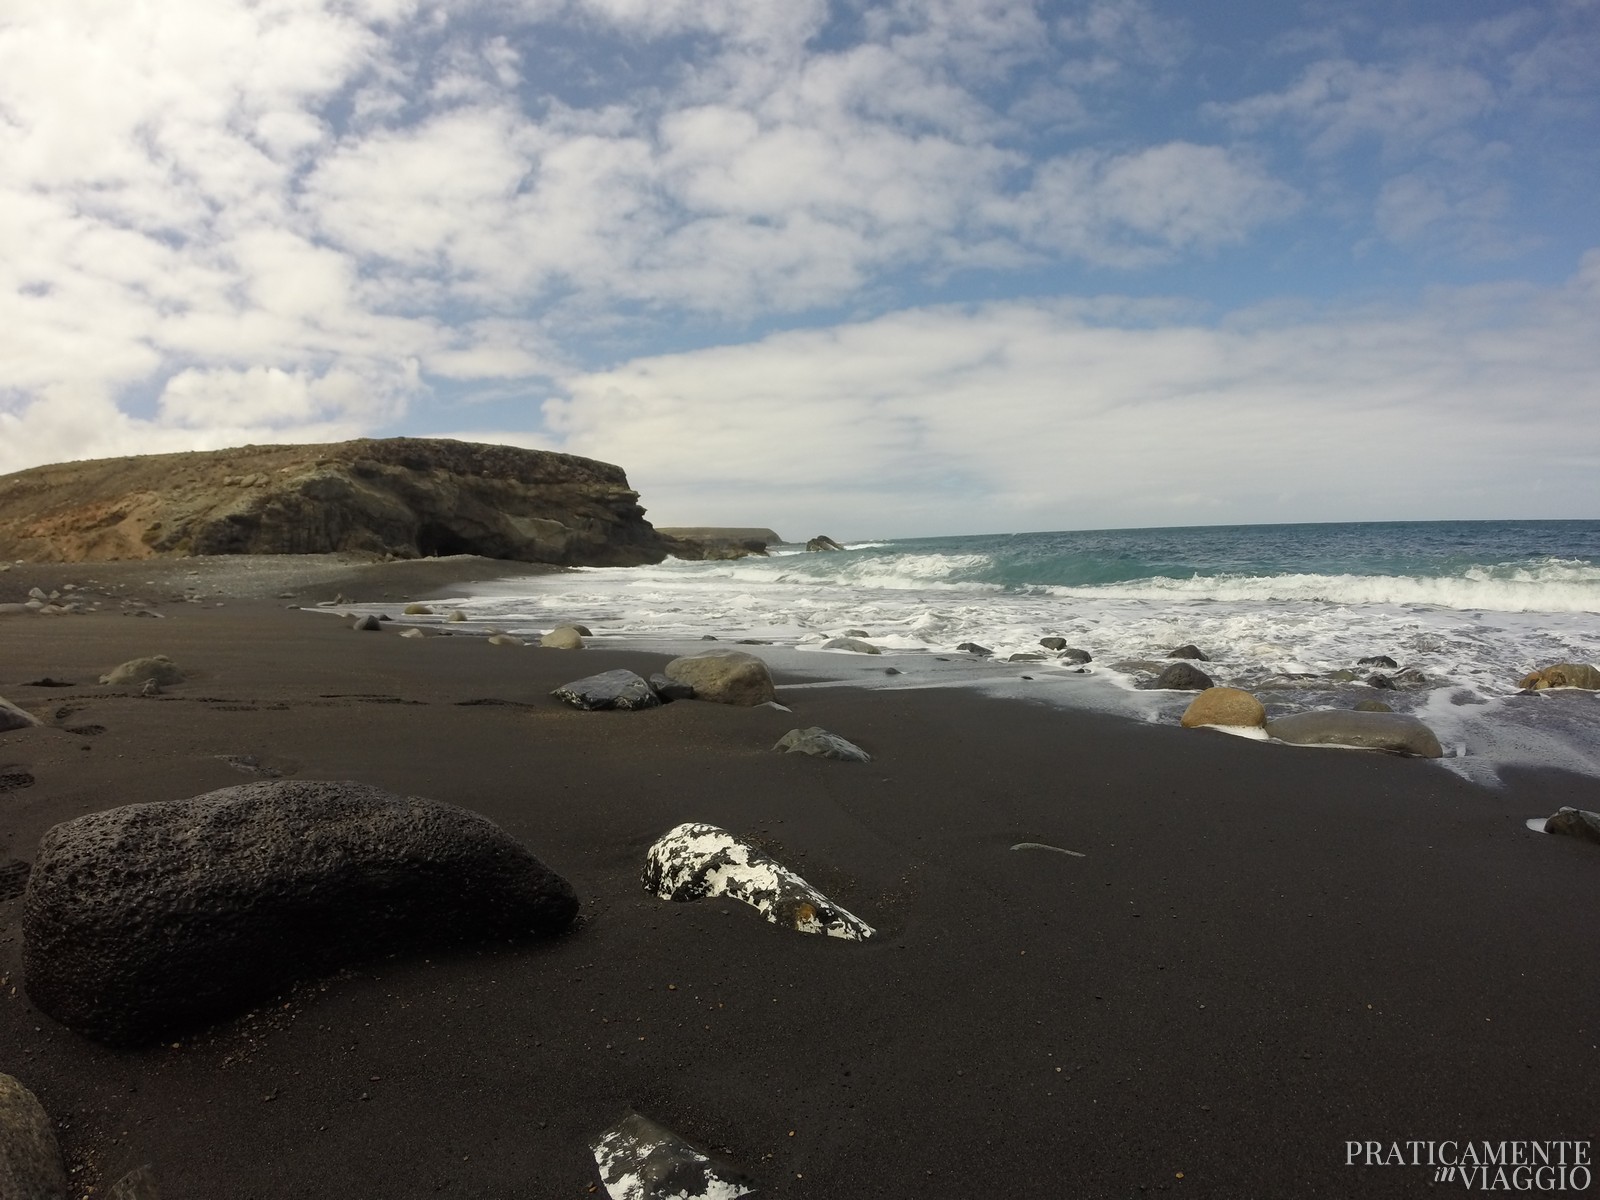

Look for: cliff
[0,438,669,567]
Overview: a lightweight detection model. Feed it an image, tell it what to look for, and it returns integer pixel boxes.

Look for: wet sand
[2,557,1598,1198]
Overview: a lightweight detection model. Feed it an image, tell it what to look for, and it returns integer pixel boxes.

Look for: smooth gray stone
[821,637,880,654]
[1266,710,1443,758]
[23,781,577,1045]
[0,696,42,733]
[1057,647,1092,664]
[0,1073,69,1200]
[773,727,871,763]
[1039,637,1067,650]
[1148,661,1214,690]
[956,642,992,657]
[552,669,661,711]
[1168,643,1210,660]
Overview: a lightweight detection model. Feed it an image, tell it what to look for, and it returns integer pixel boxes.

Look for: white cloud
[541,255,1600,535]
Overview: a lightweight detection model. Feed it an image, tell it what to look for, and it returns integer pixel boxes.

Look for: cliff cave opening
[415,522,477,558]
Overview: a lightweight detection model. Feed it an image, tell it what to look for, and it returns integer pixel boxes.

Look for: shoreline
[3,555,1599,1197]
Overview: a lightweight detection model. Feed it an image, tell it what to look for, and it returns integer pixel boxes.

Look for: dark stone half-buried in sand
[552,669,662,711]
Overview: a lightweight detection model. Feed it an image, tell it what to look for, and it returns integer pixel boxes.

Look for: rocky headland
[0,438,670,568]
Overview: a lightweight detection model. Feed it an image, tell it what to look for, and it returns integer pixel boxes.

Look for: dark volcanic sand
[2,558,1598,1198]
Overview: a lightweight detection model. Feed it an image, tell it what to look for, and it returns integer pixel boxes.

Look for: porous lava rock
[23,780,578,1045]
[1180,687,1266,729]
[662,650,775,706]
[0,438,668,567]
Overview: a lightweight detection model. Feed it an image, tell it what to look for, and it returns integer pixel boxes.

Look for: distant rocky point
[655,527,784,561]
[0,438,669,567]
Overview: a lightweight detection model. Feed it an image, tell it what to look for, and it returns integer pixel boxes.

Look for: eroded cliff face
[0,438,670,567]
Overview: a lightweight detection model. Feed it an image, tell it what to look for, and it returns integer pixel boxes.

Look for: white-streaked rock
[644,822,874,941]
[591,1112,756,1200]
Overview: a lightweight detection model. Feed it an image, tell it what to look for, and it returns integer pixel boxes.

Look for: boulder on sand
[1148,661,1214,691]
[1544,807,1600,845]
[644,822,874,940]
[1180,687,1266,729]
[773,727,871,763]
[821,637,880,654]
[99,655,183,687]
[0,1072,69,1200]
[552,669,662,711]
[591,1111,756,1200]
[23,780,578,1045]
[1265,710,1443,758]
[662,650,775,706]
[539,626,585,649]
[1517,663,1600,691]
[1,695,42,733]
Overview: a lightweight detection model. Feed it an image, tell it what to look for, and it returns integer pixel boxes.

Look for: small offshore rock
[956,642,992,657]
[352,614,383,631]
[1394,667,1428,687]
[662,650,775,706]
[1,696,43,733]
[591,1111,756,1200]
[1358,655,1399,669]
[1544,807,1600,845]
[1039,637,1067,650]
[1266,710,1443,758]
[805,534,846,552]
[1168,644,1210,661]
[403,603,434,615]
[1149,661,1214,691]
[821,637,880,654]
[644,822,874,940]
[100,655,184,687]
[23,780,579,1044]
[1353,699,1393,712]
[1518,663,1600,690]
[0,1072,69,1200]
[843,628,870,638]
[552,669,662,712]
[1367,673,1397,690]
[773,727,871,763]
[540,626,586,649]
[648,673,695,702]
[1007,651,1047,662]
[1056,647,1092,664]
[1180,687,1266,729]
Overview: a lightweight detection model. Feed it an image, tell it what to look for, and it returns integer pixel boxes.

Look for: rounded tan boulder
[663,649,776,706]
[1517,663,1600,690]
[1180,686,1266,729]
[539,626,585,649]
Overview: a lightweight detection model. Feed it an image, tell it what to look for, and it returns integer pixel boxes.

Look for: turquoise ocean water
[379,520,1600,782]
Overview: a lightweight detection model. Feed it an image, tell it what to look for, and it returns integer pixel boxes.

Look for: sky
[2,0,1597,539]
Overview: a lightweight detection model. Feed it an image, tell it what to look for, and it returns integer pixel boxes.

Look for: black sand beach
[3,557,1598,1198]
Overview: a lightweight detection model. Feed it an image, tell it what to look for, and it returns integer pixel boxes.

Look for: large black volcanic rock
[0,437,669,567]
[23,780,578,1045]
